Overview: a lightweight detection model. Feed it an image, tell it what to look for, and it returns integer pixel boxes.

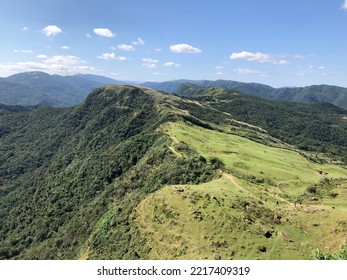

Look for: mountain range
[142,80,347,110]
[1,72,347,110]
[0,84,346,260]
[0,72,128,107]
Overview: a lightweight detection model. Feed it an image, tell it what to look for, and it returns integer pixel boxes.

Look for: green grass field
[134,121,347,259]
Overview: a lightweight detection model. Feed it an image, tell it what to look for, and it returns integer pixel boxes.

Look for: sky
[0,0,346,87]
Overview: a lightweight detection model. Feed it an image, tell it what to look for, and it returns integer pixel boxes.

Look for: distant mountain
[141,79,275,98]
[141,79,194,93]
[141,79,347,110]
[0,72,126,107]
[73,74,128,85]
[1,72,347,109]
[273,85,347,110]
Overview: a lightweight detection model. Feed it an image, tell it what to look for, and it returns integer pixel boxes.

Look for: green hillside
[0,85,220,259]
[143,79,347,110]
[179,87,347,163]
[0,85,346,260]
[0,72,125,107]
[135,121,347,259]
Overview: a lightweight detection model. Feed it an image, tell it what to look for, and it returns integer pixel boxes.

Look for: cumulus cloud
[142,58,159,68]
[233,68,267,75]
[93,28,115,38]
[132,37,145,46]
[61,45,70,50]
[170,44,202,53]
[97,52,127,61]
[164,62,181,68]
[230,51,288,64]
[118,44,134,51]
[14,49,33,54]
[43,55,85,65]
[0,54,95,76]
[42,25,62,37]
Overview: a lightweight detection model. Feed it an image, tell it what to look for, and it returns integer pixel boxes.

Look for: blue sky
[0,0,346,87]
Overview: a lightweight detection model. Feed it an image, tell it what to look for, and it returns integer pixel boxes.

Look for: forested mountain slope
[0,85,346,259]
[143,80,347,110]
[0,72,125,107]
[177,86,347,163]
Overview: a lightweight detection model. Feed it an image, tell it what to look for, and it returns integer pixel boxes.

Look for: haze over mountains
[1,71,347,110]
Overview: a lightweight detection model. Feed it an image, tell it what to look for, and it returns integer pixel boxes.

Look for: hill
[1,72,347,110]
[0,85,346,259]
[142,80,347,110]
[178,86,347,163]
[0,72,126,107]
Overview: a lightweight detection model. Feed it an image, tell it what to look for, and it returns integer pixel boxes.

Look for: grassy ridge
[134,121,347,259]
[184,87,347,163]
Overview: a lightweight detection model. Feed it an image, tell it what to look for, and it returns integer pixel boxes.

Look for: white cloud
[43,55,85,65]
[342,0,347,10]
[0,55,95,76]
[164,61,181,68]
[118,44,134,51]
[215,66,225,70]
[22,27,28,31]
[86,33,92,38]
[142,58,159,68]
[14,49,33,54]
[132,37,145,46]
[116,56,127,61]
[277,60,289,65]
[230,51,289,64]
[233,68,267,75]
[170,44,202,54]
[93,28,115,38]
[142,58,159,63]
[42,25,62,37]
[216,72,224,75]
[319,65,325,70]
[294,54,305,59]
[61,45,70,50]
[98,53,114,60]
[97,52,127,61]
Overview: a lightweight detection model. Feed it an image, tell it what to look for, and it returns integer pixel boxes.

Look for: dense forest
[0,86,220,259]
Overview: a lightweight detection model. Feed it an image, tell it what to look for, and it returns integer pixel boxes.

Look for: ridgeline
[0,85,346,259]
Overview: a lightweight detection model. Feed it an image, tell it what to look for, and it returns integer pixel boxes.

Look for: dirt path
[222,172,292,206]
[222,173,260,201]
[169,146,181,157]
